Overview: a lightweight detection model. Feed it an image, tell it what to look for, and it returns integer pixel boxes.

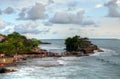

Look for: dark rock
[0,68,7,73]
[41,42,51,44]
[0,67,16,73]
[83,45,98,54]
[97,48,104,52]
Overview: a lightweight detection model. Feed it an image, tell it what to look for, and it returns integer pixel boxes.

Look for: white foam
[90,48,117,56]
[57,60,65,65]
[59,57,81,61]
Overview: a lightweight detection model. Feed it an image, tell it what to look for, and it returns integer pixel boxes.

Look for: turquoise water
[0,39,120,79]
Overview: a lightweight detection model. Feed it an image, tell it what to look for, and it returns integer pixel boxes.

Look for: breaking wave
[90,48,120,66]
[90,48,118,56]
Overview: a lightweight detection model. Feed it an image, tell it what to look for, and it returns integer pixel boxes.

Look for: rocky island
[64,35,103,56]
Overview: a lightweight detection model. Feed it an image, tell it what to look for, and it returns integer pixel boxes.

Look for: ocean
[0,39,120,79]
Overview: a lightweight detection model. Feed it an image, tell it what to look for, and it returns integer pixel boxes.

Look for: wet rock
[0,67,16,73]
[84,45,98,54]
[41,42,51,44]
[97,48,104,52]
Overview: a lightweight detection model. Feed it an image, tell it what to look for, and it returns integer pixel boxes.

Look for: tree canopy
[0,32,41,56]
[65,35,92,51]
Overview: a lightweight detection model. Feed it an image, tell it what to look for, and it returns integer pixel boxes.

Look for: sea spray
[90,48,117,56]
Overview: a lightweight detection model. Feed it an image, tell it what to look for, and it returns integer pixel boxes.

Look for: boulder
[97,48,104,52]
[0,67,16,73]
[84,45,98,54]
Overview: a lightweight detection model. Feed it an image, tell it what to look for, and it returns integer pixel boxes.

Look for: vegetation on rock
[65,35,98,54]
[0,32,41,56]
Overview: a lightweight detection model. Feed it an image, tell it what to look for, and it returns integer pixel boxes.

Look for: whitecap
[57,59,66,65]
[90,48,117,56]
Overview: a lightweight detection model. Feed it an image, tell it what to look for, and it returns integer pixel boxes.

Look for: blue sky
[0,0,120,39]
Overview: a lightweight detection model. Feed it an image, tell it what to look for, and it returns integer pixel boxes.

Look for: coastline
[0,39,119,79]
[0,46,103,73]
[0,34,104,73]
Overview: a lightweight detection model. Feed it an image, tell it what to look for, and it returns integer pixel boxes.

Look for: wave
[59,57,82,61]
[90,48,118,56]
[89,48,120,66]
[96,58,120,66]
[57,60,66,65]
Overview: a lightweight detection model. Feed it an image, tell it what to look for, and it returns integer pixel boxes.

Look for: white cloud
[23,33,34,39]
[95,4,103,8]
[0,20,6,29]
[0,9,2,14]
[17,8,26,20]
[105,0,120,18]
[50,10,85,24]
[14,22,51,35]
[116,0,120,6]
[48,0,54,5]
[3,28,14,34]
[49,10,96,26]
[27,3,46,20]
[50,11,71,24]
[82,20,96,26]
[4,7,15,14]
[17,3,47,20]
[14,23,40,34]
[0,0,120,39]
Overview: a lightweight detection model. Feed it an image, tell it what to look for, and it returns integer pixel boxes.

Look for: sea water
[0,39,120,79]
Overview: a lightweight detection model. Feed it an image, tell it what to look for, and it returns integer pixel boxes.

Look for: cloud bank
[17,3,46,20]
[105,0,120,18]
[49,10,96,26]
[4,7,15,14]
[0,20,6,29]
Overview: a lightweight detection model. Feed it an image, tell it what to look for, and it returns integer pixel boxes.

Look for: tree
[31,38,41,47]
[65,35,91,51]
[0,32,41,56]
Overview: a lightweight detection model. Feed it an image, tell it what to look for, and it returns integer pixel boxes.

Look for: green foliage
[0,34,6,37]
[31,38,41,47]
[0,32,41,56]
[65,35,91,51]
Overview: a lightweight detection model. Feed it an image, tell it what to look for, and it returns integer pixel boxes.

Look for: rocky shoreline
[0,67,16,73]
[0,35,104,73]
[0,47,103,73]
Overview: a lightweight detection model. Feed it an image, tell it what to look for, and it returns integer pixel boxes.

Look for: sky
[0,0,120,39]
